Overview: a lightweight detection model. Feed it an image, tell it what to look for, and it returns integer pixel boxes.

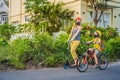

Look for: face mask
[76,21,80,25]
[94,34,98,37]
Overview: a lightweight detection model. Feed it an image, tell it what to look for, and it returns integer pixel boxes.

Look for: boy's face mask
[94,34,98,37]
[94,32,99,37]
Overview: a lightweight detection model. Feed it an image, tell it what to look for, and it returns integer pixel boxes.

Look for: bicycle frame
[82,49,95,65]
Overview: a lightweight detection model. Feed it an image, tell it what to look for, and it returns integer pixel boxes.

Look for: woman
[67,17,82,66]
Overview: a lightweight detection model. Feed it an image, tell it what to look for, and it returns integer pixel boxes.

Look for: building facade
[9,0,120,32]
[0,0,8,24]
[9,0,26,25]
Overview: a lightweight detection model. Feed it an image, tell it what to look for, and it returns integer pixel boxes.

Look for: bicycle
[76,43,108,72]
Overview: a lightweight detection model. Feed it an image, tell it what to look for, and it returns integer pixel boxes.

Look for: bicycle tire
[98,54,108,70]
[76,56,88,72]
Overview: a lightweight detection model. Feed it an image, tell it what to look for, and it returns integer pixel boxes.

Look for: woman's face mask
[76,21,80,25]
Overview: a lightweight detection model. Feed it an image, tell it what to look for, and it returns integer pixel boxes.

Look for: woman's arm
[67,26,74,41]
[70,26,82,41]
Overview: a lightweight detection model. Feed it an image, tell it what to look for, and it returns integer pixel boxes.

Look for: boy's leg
[82,53,88,64]
[93,50,99,68]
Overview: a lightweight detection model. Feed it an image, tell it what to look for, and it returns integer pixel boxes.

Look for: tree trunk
[93,5,98,27]
[93,6,104,27]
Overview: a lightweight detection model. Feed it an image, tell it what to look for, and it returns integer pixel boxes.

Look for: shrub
[0,45,25,69]
[0,37,8,46]
[97,27,119,40]
[20,32,53,65]
[43,52,66,67]
[0,22,119,69]
[53,34,68,53]
[7,39,31,69]
[43,54,56,67]
[42,33,69,67]
[104,37,120,61]
[0,46,8,64]
[0,22,16,40]
[32,32,53,61]
[0,32,54,69]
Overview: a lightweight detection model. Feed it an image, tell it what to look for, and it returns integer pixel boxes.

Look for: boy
[86,30,102,68]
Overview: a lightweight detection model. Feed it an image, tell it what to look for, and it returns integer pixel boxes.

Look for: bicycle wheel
[98,54,108,70]
[76,56,88,72]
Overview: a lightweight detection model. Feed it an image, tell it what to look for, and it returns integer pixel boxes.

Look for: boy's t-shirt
[90,37,102,51]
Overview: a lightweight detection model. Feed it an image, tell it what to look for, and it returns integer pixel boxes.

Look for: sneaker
[70,64,76,67]
[93,64,98,68]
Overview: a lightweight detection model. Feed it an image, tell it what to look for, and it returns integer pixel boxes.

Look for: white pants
[94,49,100,55]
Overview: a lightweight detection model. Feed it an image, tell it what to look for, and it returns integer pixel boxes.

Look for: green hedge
[0,27,120,69]
[104,37,120,61]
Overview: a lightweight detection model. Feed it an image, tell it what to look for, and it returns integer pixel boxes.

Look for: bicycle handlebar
[81,42,89,45]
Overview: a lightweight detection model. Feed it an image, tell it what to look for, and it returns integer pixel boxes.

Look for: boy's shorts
[84,49,99,55]
[94,49,100,55]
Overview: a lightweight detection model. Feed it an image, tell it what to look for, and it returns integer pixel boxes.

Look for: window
[97,13,110,28]
[1,15,8,22]
[117,15,120,35]
[25,15,30,22]
[88,11,93,23]
[88,11,110,28]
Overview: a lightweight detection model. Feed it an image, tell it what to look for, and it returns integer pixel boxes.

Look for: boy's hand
[83,42,89,45]
[86,42,91,45]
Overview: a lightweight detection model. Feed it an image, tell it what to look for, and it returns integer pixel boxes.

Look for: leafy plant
[24,0,73,34]
[53,34,68,53]
[0,22,16,40]
[0,45,25,69]
[43,52,66,67]
[0,37,8,46]
[21,32,53,65]
[104,37,120,61]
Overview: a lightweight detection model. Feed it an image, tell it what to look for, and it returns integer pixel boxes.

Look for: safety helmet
[75,16,81,21]
[95,30,102,37]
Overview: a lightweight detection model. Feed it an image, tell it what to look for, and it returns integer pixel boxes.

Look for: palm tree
[24,0,73,34]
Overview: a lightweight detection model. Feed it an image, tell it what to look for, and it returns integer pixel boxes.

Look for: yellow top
[89,37,102,51]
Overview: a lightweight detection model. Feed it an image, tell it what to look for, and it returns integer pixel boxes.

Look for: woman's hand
[70,38,74,42]
[67,39,72,43]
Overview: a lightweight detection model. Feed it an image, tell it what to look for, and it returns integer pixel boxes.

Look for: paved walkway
[0,62,120,80]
